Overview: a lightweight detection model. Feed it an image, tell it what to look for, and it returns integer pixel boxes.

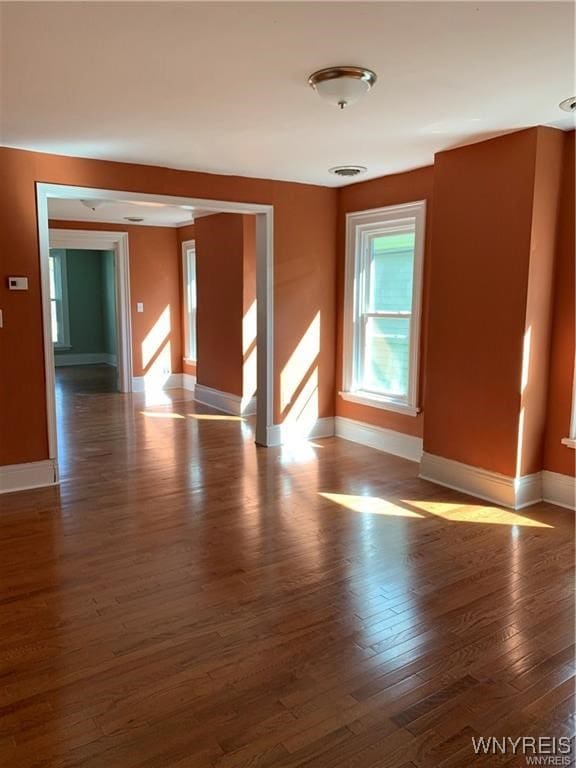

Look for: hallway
[0,370,573,767]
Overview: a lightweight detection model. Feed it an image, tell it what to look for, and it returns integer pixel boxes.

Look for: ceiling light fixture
[329,165,367,178]
[559,96,576,113]
[80,199,105,211]
[308,66,377,109]
[124,216,144,223]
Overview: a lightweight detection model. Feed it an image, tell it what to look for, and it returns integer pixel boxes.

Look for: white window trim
[561,359,576,449]
[50,249,71,349]
[341,200,426,417]
[181,239,197,364]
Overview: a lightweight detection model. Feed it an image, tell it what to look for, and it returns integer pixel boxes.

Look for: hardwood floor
[0,365,574,767]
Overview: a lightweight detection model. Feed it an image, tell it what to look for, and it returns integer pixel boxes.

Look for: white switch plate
[8,277,28,290]
[136,302,144,313]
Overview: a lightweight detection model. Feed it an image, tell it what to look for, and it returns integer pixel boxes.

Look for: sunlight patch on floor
[403,499,553,527]
[320,492,424,518]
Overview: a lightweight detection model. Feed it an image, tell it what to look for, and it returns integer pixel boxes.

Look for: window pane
[363,317,410,396]
[369,232,415,312]
[49,256,56,299]
[50,299,59,343]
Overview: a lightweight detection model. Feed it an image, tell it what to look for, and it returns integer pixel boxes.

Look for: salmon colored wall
[335,166,434,437]
[195,213,244,397]
[424,129,539,476]
[518,129,564,476]
[0,146,336,466]
[544,131,576,477]
[49,220,182,378]
[176,224,197,377]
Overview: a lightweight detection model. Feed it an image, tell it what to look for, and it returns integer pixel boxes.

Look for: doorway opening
[36,184,274,485]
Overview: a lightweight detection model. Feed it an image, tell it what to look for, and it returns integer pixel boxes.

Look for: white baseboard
[542,470,576,510]
[266,416,335,446]
[55,352,116,367]
[334,416,423,463]
[132,373,183,393]
[182,373,196,392]
[419,452,542,510]
[0,459,58,495]
[194,383,256,416]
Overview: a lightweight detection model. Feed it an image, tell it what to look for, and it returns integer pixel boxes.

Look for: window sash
[49,250,70,348]
[182,242,197,362]
[342,201,426,414]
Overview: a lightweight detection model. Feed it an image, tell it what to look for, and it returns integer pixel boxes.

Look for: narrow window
[182,241,197,361]
[48,249,70,348]
[342,201,426,415]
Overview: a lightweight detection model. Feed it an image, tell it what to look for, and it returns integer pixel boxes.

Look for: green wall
[54,249,116,361]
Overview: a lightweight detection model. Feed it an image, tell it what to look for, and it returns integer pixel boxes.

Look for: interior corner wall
[49,220,183,379]
[518,128,565,476]
[195,213,245,397]
[335,166,434,437]
[423,129,539,476]
[544,130,576,477]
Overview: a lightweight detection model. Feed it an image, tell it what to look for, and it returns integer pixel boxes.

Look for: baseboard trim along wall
[334,416,423,463]
[542,470,576,510]
[0,459,58,495]
[55,352,117,367]
[194,383,257,416]
[420,452,545,510]
[266,417,335,447]
[182,373,196,392]
[131,374,184,393]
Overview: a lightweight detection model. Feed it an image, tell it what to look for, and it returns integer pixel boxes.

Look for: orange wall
[544,131,576,477]
[195,213,245,397]
[49,220,183,378]
[176,224,197,377]
[335,166,434,437]
[0,146,336,465]
[518,129,564,476]
[423,127,565,477]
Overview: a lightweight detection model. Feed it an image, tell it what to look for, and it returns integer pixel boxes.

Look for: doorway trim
[36,183,274,478]
[49,229,132,394]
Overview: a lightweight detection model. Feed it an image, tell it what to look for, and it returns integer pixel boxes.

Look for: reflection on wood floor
[0,364,574,767]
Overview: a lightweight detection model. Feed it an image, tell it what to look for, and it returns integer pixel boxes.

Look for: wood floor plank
[0,365,573,767]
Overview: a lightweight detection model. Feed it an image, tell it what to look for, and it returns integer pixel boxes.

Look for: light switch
[8,277,28,290]
[136,302,144,313]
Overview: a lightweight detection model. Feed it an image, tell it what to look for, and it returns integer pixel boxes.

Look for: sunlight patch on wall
[281,312,320,413]
[142,306,171,370]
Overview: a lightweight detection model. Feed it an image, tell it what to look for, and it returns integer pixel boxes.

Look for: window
[561,361,576,448]
[341,201,426,415]
[182,241,197,361]
[48,249,70,348]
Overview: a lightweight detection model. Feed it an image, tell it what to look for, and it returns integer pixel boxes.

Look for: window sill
[561,437,576,449]
[339,391,420,417]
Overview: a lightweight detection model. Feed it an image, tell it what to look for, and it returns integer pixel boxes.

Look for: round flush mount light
[124,216,144,223]
[308,66,377,109]
[329,165,367,178]
[80,199,105,211]
[559,96,576,112]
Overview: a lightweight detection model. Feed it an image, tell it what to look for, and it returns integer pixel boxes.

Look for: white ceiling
[1,2,574,187]
[47,198,214,227]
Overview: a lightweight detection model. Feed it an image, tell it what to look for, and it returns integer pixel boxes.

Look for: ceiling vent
[124,216,144,223]
[559,96,576,112]
[329,165,367,178]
